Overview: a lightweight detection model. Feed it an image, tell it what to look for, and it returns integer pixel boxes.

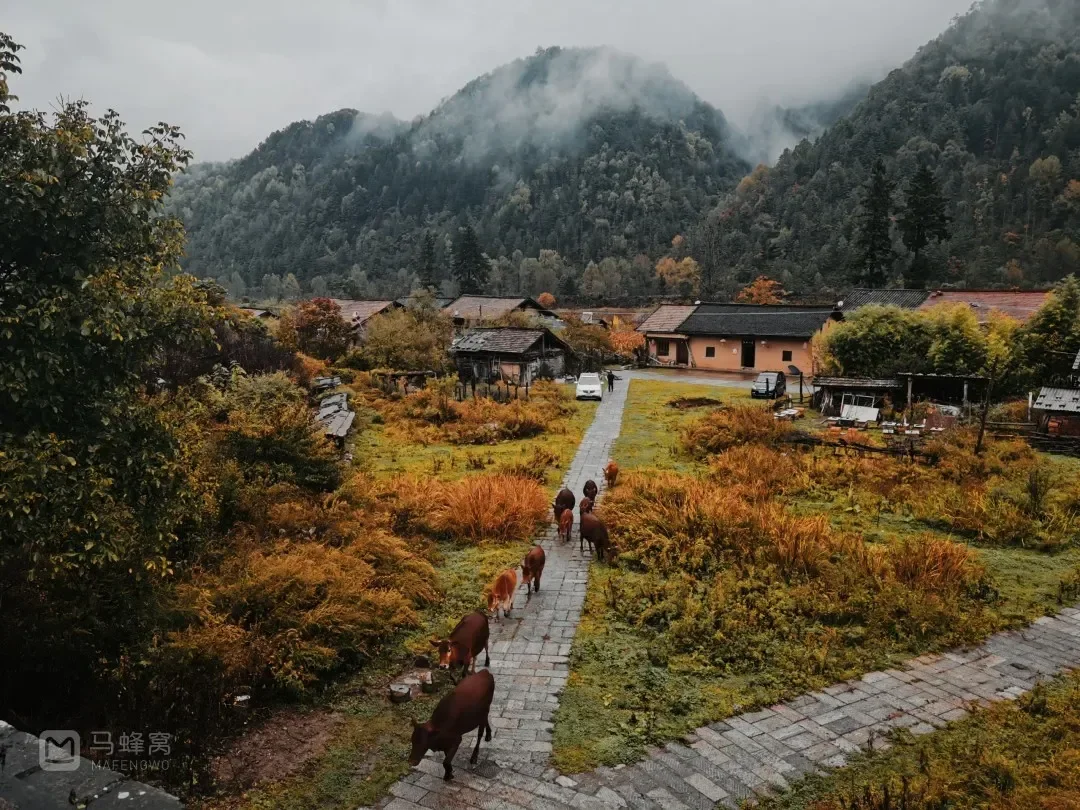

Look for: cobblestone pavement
[376,378,1080,810]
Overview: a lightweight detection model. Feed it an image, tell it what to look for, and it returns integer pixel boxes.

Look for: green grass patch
[611,378,751,471]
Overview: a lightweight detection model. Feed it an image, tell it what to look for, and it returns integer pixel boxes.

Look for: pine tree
[852,159,895,287]
[899,165,950,289]
[451,225,489,294]
[418,232,438,291]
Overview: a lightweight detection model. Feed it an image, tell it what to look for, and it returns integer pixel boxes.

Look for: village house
[239,307,278,319]
[449,327,573,385]
[331,298,402,337]
[638,303,840,375]
[1033,349,1080,436]
[442,295,562,330]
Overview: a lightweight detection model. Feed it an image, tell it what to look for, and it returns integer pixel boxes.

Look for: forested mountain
[694,0,1080,295]
[169,46,749,301]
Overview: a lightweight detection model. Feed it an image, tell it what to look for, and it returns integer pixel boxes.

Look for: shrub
[888,534,985,593]
[430,474,548,544]
[681,404,790,457]
[371,472,547,545]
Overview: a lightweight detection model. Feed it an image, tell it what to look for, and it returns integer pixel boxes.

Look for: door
[676,341,689,366]
[741,339,756,368]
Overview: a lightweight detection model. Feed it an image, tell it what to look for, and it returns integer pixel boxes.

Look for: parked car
[575,373,604,401]
[750,371,786,399]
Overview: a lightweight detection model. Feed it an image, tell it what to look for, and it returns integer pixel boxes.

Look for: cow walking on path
[408,669,495,781]
[431,611,490,683]
[558,508,573,543]
[521,544,545,596]
[579,512,610,561]
[486,569,518,620]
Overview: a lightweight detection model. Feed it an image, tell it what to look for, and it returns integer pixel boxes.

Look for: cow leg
[484,640,490,668]
[443,738,460,781]
[534,571,540,593]
[470,722,485,764]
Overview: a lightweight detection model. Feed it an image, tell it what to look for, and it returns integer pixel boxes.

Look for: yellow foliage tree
[736,276,786,304]
[655,257,701,295]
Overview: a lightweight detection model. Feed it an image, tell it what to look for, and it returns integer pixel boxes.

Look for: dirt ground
[211,708,346,792]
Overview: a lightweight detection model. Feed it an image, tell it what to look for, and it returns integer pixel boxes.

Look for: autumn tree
[736,276,786,304]
[852,159,896,287]
[276,298,354,360]
[899,165,951,288]
[655,256,701,297]
[357,303,454,371]
[609,316,646,358]
[537,292,556,308]
[451,225,489,294]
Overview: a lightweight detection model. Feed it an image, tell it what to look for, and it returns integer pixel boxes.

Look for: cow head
[408,719,431,766]
[430,638,463,670]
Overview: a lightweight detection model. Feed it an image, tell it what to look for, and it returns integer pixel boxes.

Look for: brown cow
[558,508,573,544]
[579,496,593,515]
[553,487,575,521]
[583,479,598,501]
[409,669,494,781]
[579,512,610,561]
[603,461,619,488]
[431,611,490,683]
[521,544,546,595]
[486,568,518,620]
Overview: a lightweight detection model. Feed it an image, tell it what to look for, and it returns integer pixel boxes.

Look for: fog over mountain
[7,0,971,161]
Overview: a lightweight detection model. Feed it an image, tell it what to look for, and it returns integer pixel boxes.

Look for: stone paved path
[377,376,1080,810]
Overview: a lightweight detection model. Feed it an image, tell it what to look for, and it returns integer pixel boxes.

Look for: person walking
[606,369,615,392]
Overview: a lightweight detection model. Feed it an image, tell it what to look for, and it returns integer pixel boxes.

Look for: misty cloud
[5,0,972,162]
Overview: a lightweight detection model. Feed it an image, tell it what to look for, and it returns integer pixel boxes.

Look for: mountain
[693,0,1080,296]
[742,83,872,165]
[169,46,750,300]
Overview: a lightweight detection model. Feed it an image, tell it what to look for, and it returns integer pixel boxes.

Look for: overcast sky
[5,0,973,162]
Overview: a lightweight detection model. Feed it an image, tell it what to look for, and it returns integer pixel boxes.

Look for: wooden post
[906,376,914,425]
[963,380,969,412]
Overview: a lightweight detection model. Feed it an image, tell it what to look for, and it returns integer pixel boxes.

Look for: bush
[373,473,547,545]
[681,404,790,457]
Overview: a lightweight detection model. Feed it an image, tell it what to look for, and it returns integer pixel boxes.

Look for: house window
[657,339,670,357]
[705,346,716,358]
[782,350,793,362]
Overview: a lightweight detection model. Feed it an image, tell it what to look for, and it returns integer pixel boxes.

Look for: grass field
[554,378,1080,774]
[353,384,597,496]
[611,378,754,471]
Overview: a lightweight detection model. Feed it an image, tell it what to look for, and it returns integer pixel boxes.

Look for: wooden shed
[449,327,573,385]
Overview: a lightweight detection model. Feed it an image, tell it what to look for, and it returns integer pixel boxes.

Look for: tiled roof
[331,299,398,327]
[813,377,901,390]
[637,305,697,333]
[919,290,1049,322]
[450,328,569,356]
[1034,387,1080,414]
[396,295,454,309]
[680,304,839,338]
[1074,348,1080,372]
[239,307,277,318]
[838,289,931,310]
[444,296,555,320]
